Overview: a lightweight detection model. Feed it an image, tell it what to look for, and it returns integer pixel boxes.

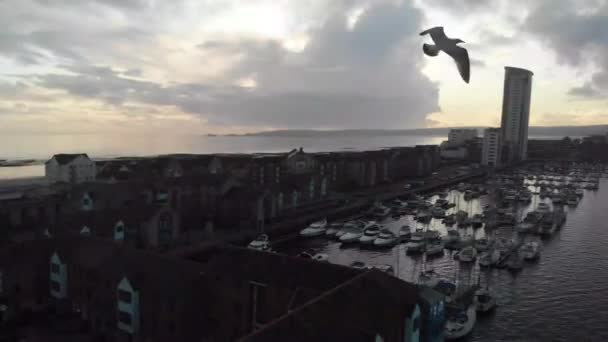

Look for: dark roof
[48,153,89,165]
[53,205,166,238]
[242,269,419,342]
[191,246,361,291]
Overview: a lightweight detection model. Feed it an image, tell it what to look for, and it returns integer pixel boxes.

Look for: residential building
[482,128,502,167]
[447,129,477,147]
[440,146,468,160]
[45,154,96,184]
[500,66,534,163]
[0,237,425,342]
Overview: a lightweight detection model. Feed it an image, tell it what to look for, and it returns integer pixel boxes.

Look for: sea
[275,178,608,341]
[0,133,563,180]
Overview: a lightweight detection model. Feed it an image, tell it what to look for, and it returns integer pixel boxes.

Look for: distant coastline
[211,125,608,138]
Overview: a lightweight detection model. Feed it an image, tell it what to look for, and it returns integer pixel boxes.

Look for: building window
[118,311,132,325]
[51,280,61,292]
[118,289,132,303]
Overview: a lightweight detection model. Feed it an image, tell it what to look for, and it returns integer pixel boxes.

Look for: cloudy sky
[1,0,607,135]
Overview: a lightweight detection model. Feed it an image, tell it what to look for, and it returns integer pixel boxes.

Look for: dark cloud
[567,83,603,99]
[524,0,608,97]
[23,1,439,129]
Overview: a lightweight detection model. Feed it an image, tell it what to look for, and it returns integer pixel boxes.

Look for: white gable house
[45,153,96,184]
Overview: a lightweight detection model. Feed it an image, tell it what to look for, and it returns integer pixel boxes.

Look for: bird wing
[445,46,470,83]
[419,26,446,44]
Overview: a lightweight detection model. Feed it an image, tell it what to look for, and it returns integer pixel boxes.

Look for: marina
[270,162,608,341]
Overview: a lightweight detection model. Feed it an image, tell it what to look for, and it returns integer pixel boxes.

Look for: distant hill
[226,125,608,138]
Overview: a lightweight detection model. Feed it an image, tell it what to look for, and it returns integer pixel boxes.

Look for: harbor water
[275,177,608,341]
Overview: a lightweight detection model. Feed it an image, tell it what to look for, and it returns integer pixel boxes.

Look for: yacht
[516,222,536,234]
[418,269,442,288]
[248,234,271,251]
[336,221,364,239]
[474,288,497,313]
[443,214,456,226]
[506,254,524,272]
[431,207,446,218]
[339,225,364,243]
[567,197,579,206]
[406,228,426,254]
[537,203,550,213]
[474,238,491,252]
[359,225,381,245]
[349,261,367,269]
[444,304,476,340]
[539,220,555,237]
[399,225,411,242]
[373,264,395,275]
[478,249,500,267]
[521,241,541,261]
[373,230,398,248]
[458,246,477,263]
[416,211,432,223]
[325,222,342,237]
[299,219,328,237]
[425,239,444,256]
[312,253,329,263]
[471,214,484,228]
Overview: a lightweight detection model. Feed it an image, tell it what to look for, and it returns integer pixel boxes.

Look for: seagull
[420,26,470,83]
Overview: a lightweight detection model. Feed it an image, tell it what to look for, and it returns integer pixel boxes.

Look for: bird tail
[423,44,439,57]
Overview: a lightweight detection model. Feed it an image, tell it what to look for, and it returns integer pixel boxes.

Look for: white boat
[474,238,491,252]
[567,197,579,206]
[299,219,328,237]
[444,304,476,340]
[521,241,541,261]
[325,223,342,237]
[406,229,425,253]
[537,203,550,213]
[516,222,535,233]
[474,288,497,313]
[471,214,483,228]
[575,189,584,197]
[359,225,381,244]
[478,249,500,267]
[373,230,398,248]
[458,246,477,263]
[340,226,363,243]
[373,264,394,275]
[431,207,446,218]
[399,225,411,241]
[349,261,367,269]
[418,269,442,287]
[425,240,444,256]
[507,254,524,271]
[248,234,271,251]
[336,221,363,239]
[312,253,329,262]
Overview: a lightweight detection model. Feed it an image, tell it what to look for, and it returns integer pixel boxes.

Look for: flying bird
[419,26,470,83]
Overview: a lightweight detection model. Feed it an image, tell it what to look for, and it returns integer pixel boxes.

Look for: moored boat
[373,229,398,248]
[444,304,476,340]
[299,219,328,237]
[248,234,271,251]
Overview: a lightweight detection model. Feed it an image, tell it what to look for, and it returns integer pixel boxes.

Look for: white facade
[448,129,477,147]
[482,128,502,167]
[500,67,533,163]
[45,154,96,183]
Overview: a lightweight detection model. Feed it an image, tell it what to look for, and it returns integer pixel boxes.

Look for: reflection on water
[276,178,608,341]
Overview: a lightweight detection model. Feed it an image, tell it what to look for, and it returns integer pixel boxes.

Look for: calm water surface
[276,178,608,341]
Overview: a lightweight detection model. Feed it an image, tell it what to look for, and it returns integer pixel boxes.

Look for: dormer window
[49,252,67,299]
[114,221,125,241]
[80,226,91,236]
[82,192,93,211]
